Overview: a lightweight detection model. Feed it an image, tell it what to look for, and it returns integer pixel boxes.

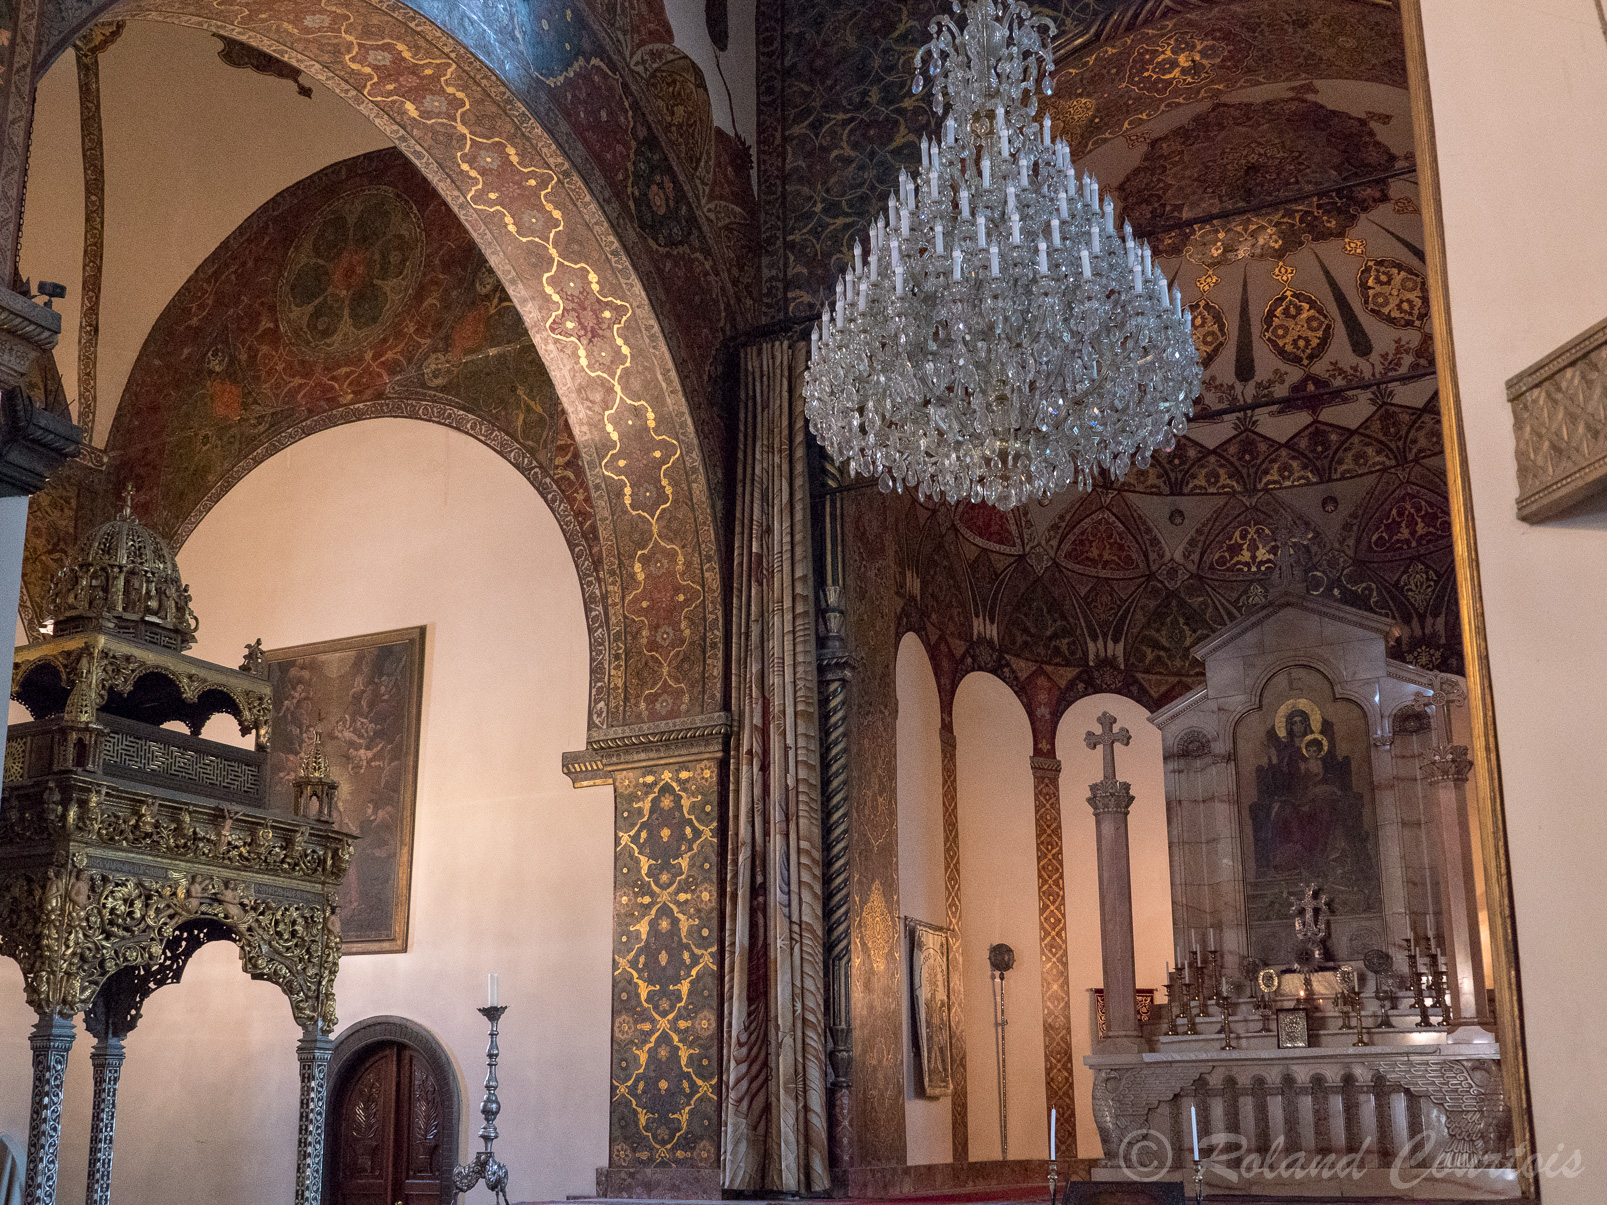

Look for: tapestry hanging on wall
[907,917,953,1098]
[265,626,426,954]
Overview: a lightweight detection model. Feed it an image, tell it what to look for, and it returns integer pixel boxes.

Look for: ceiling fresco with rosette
[888,0,1460,752]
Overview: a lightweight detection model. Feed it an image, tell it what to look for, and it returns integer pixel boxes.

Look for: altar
[1083,550,1512,1197]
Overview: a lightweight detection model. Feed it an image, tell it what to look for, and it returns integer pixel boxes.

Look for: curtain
[721,340,830,1192]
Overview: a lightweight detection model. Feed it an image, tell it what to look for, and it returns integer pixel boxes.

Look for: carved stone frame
[323,1015,463,1205]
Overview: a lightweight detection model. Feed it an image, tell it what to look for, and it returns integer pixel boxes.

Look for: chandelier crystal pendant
[801,0,1203,510]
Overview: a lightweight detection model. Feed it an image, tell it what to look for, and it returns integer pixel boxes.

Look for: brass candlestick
[1403,940,1433,1028]
[1047,1158,1058,1205]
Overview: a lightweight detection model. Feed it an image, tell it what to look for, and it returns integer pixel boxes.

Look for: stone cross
[1084,711,1130,783]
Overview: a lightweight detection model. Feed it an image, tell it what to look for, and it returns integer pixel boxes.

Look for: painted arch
[37,0,733,729]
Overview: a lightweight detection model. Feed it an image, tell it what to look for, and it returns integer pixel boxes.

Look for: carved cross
[1085,711,1131,782]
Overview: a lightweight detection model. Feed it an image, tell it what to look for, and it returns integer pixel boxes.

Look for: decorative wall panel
[1507,315,1607,522]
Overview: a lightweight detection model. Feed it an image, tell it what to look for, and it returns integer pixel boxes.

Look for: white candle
[1133,262,1143,293]
[890,238,900,270]
[921,135,930,171]
[901,208,910,238]
[989,243,1000,277]
[1080,248,1092,280]
[1191,1104,1200,1161]
[935,222,945,254]
[1104,196,1116,233]
[1020,160,1029,187]
[1050,217,1061,247]
[1006,184,1017,213]
[1049,1106,1057,1160]
[945,116,955,145]
[888,191,897,226]
[488,973,499,1006]
[1010,213,1021,244]
[952,249,962,281]
[959,188,970,220]
[869,252,878,283]
[857,280,867,311]
[1058,190,1069,220]
[895,263,904,296]
[853,239,862,274]
[811,324,819,356]
[1143,244,1152,277]
[1043,114,1052,144]
[1090,226,1100,256]
[1037,240,1048,274]
[976,213,986,245]
[982,155,991,189]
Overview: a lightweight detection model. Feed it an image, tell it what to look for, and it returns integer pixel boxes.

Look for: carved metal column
[1085,713,1141,1050]
[1030,755,1076,1159]
[294,1023,335,1205]
[1422,744,1494,1038]
[23,1012,75,1205]
[84,1032,124,1205]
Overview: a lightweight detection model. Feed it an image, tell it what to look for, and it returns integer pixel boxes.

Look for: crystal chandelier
[801,0,1203,509]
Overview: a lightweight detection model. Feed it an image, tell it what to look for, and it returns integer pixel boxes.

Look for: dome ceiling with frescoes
[884,0,1459,722]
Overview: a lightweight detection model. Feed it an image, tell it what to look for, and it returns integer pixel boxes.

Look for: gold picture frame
[907,917,953,1098]
[264,625,426,954]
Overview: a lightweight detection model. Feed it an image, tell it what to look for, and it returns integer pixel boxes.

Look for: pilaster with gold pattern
[940,723,969,1162]
[1030,755,1075,1161]
[565,717,728,1197]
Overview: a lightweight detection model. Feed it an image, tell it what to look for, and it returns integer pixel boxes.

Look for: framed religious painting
[906,917,953,1098]
[265,626,426,954]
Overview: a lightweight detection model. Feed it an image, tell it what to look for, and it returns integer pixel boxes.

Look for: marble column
[1422,744,1494,1039]
[294,1023,335,1205]
[1030,755,1075,1160]
[1085,713,1141,1050]
[23,1013,75,1205]
[84,1033,125,1205]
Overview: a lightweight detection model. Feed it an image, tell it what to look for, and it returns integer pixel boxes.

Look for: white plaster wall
[662,0,756,156]
[0,420,611,1203]
[1416,2,1607,1195]
[895,633,951,1165]
[953,672,1047,1162]
[20,20,389,444]
[1057,694,1170,1159]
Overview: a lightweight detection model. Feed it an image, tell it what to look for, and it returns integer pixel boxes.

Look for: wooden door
[333,1042,444,1205]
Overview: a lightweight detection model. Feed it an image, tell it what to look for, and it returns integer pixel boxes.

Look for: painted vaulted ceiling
[767,0,1456,735]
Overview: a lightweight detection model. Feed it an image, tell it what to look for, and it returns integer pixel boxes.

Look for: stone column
[84,1032,125,1205]
[294,1023,335,1205]
[1422,744,1494,1039]
[1085,713,1141,1050]
[1030,755,1075,1159]
[23,1012,75,1205]
[939,723,969,1161]
[564,716,730,1198]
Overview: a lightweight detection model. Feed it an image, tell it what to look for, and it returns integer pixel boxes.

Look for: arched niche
[40,0,726,732]
[894,631,950,1166]
[952,670,1046,1162]
[1055,692,1169,1160]
[324,1015,465,1205]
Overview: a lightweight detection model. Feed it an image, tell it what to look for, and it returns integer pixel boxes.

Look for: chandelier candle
[802,0,1201,507]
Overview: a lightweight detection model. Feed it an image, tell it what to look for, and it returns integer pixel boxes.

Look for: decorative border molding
[562,711,732,783]
[1506,313,1607,522]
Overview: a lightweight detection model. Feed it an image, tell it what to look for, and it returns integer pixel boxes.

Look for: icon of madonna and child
[1246,696,1380,916]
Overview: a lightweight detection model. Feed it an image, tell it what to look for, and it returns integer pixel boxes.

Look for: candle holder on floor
[452,1005,511,1204]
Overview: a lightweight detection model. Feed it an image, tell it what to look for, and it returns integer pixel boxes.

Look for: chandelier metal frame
[801,0,1203,509]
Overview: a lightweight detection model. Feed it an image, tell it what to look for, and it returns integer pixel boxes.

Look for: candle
[1104,196,1116,233]
[1049,1106,1057,1160]
[1191,1104,1200,1162]
[976,213,986,245]
[895,263,904,296]
[888,191,897,226]
[959,187,971,220]
[935,222,945,254]
[945,116,955,145]
[1020,160,1029,187]
[1057,190,1068,220]
[1090,226,1101,255]
[1010,213,1021,245]
[1037,240,1048,274]
[989,243,1000,277]
[1208,926,1217,952]
[1080,248,1092,280]
[1043,114,1052,144]
[1142,244,1152,277]
[952,249,962,282]
[488,973,499,1006]
[901,206,911,239]
[869,252,878,283]
[921,135,930,171]
[853,239,862,274]
[1006,184,1017,213]
[982,155,991,189]
[1050,217,1061,247]
[811,324,819,357]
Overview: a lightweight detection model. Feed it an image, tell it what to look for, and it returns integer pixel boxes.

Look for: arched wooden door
[331,1041,445,1205]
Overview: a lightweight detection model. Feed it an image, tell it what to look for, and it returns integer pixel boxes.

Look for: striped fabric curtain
[721,340,830,1192]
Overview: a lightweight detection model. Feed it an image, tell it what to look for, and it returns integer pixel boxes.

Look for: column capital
[1422,743,1473,785]
[1087,779,1134,816]
[1029,755,1062,778]
[562,712,731,785]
